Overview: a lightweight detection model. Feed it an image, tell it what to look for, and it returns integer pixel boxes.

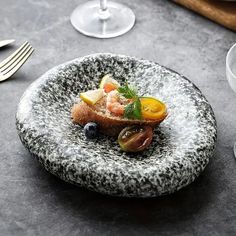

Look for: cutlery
[0,41,34,82]
[0,39,15,48]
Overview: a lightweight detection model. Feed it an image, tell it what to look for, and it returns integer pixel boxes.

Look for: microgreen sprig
[117,82,142,120]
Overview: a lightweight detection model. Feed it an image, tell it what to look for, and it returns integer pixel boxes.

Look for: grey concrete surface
[0,0,236,235]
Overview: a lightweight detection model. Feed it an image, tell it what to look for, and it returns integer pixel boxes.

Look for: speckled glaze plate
[16,54,217,198]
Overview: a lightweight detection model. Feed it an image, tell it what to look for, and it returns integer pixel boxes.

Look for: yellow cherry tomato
[140,97,167,120]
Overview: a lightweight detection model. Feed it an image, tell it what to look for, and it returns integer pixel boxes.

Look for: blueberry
[84,122,99,139]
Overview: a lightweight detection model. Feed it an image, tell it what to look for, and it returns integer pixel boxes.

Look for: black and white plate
[16,54,217,197]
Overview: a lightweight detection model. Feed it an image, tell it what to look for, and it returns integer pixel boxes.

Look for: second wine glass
[70,0,135,38]
[226,43,236,157]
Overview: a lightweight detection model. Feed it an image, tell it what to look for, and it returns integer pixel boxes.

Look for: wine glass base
[70,0,135,38]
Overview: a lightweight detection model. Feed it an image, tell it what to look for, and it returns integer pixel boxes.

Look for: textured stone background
[0,0,236,235]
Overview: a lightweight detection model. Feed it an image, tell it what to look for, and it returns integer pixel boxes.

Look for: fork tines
[0,41,34,82]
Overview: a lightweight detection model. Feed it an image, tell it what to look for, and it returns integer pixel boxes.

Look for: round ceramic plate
[16,54,217,197]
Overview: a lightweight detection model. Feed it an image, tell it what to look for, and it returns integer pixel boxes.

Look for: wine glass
[226,43,236,157]
[70,0,135,38]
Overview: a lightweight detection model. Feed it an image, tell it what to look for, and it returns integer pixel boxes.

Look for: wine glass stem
[100,0,107,10]
[99,0,110,20]
[234,142,236,158]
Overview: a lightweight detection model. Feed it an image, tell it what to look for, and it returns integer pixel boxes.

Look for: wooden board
[173,0,236,31]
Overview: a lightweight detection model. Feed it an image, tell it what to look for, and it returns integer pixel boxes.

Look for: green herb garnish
[117,83,137,99]
[117,83,142,120]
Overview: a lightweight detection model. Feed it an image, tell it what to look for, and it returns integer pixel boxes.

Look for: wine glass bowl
[226,43,236,156]
[70,0,135,38]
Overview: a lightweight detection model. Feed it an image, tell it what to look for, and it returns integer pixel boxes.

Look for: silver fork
[0,41,34,82]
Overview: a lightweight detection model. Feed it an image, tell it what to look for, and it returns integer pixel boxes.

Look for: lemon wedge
[99,74,120,89]
[80,89,104,105]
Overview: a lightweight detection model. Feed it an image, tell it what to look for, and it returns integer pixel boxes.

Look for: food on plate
[99,74,120,93]
[118,126,153,152]
[140,97,167,120]
[71,74,167,152]
[84,122,99,139]
[80,88,104,105]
